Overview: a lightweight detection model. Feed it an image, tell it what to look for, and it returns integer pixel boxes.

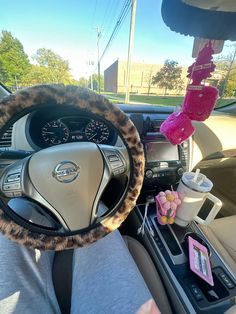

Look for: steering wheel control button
[6,172,21,183]
[3,184,12,191]
[103,150,126,176]
[108,155,120,163]
[3,183,21,190]
[1,163,24,198]
[2,181,22,198]
[52,161,80,183]
[4,192,14,198]
[13,191,22,197]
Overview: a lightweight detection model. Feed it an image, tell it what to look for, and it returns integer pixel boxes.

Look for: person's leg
[71,230,152,314]
[0,233,60,314]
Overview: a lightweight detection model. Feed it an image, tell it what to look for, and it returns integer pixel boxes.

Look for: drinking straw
[193,168,200,183]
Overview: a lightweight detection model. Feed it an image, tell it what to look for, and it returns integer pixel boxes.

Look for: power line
[90,0,131,81]
[86,0,98,57]
[89,0,121,75]
[91,0,98,27]
[101,0,114,29]
[99,0,131,62]
[125,0,137,103]
[100,0,122,45]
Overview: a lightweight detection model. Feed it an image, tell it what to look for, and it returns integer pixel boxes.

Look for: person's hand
[136,299,161,314]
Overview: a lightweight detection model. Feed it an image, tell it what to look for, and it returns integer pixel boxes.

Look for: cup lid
[182,172,213,193]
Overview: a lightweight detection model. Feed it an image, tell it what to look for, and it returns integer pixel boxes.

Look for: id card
[188,236,214,286]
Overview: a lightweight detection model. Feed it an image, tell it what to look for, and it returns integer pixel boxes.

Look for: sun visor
[183,0,236,12]
[161,0,236,41]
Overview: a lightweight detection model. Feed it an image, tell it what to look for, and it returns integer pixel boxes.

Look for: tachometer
[41,120,69,145]
[85,120,110,144]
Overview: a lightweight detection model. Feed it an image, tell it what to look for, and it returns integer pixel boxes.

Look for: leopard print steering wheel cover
[0,84,145,250]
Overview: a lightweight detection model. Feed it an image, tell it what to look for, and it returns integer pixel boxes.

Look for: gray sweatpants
[0,230,152,314]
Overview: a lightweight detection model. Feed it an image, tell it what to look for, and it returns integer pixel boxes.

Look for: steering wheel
[0,85,145,250]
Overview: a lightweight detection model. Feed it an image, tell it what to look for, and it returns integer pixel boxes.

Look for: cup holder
[182,232,212,257]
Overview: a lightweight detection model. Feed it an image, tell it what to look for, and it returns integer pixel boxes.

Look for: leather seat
[200,216,236,275]
[123,236,172,314]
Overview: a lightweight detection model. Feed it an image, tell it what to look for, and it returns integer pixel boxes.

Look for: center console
[127,109,236,313]
[134,202,236,314]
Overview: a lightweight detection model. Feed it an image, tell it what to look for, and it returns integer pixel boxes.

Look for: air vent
[0,126,13,148]
[179,140,189,170]
[151,119,163,132]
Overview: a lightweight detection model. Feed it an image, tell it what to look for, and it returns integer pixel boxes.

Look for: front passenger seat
[200,216,236,275]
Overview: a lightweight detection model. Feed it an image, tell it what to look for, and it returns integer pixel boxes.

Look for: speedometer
[41,120,69,145]
[85,120,110,144]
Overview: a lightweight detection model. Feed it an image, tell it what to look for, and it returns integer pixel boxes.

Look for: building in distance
[104,60,188,95]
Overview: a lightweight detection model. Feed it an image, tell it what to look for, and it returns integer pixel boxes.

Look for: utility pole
[95,27,102,94]
[87,59,94,90]
[125,0,137,104]
[221,45,236,98]
[90,73,93,90]
[14,75,18,90]
[85,72,88,88]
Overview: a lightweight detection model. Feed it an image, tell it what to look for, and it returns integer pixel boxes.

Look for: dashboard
[2,102,236,191]
[13,104,189,189]
[4,104,236,189]
[0,103,188,189]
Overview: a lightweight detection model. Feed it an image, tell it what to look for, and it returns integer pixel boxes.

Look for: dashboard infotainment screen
[145,141,179,162]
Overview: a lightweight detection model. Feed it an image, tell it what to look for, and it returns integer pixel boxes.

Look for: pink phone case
[188,236,214,286]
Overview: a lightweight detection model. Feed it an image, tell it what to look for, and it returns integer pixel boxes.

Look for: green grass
[103,93,184,106]
[103,92,236,108]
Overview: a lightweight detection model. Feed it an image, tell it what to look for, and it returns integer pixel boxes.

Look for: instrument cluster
[27,110,118,148]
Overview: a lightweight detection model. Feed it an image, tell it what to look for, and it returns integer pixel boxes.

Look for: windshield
[0,1,235,108]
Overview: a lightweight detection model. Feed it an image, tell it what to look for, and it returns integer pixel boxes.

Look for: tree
[32,48,73,84]
[0,31,30,86]
[0,31,78,88]
[215,46,236,97]
[145,67,154,96]
[175,78,185,95]
[78,77,88,88]
[152,60,182,96]
[0,59,7,83]
[22,64,78,87]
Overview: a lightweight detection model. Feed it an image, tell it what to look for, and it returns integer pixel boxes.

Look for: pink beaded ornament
[187,42,216,85]
[182,85,219,121]
[160,111,195,145]
[160,41,219,145]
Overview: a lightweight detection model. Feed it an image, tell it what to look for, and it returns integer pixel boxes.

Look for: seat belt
[52,249,74,314]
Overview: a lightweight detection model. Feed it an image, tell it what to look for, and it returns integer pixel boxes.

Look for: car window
[0,1,235,108]
[0,83,10,101]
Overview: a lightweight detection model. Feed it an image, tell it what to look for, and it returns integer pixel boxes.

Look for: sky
[0,0,232,80]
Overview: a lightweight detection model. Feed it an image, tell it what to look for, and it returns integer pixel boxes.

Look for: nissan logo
[53,161,80,183]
